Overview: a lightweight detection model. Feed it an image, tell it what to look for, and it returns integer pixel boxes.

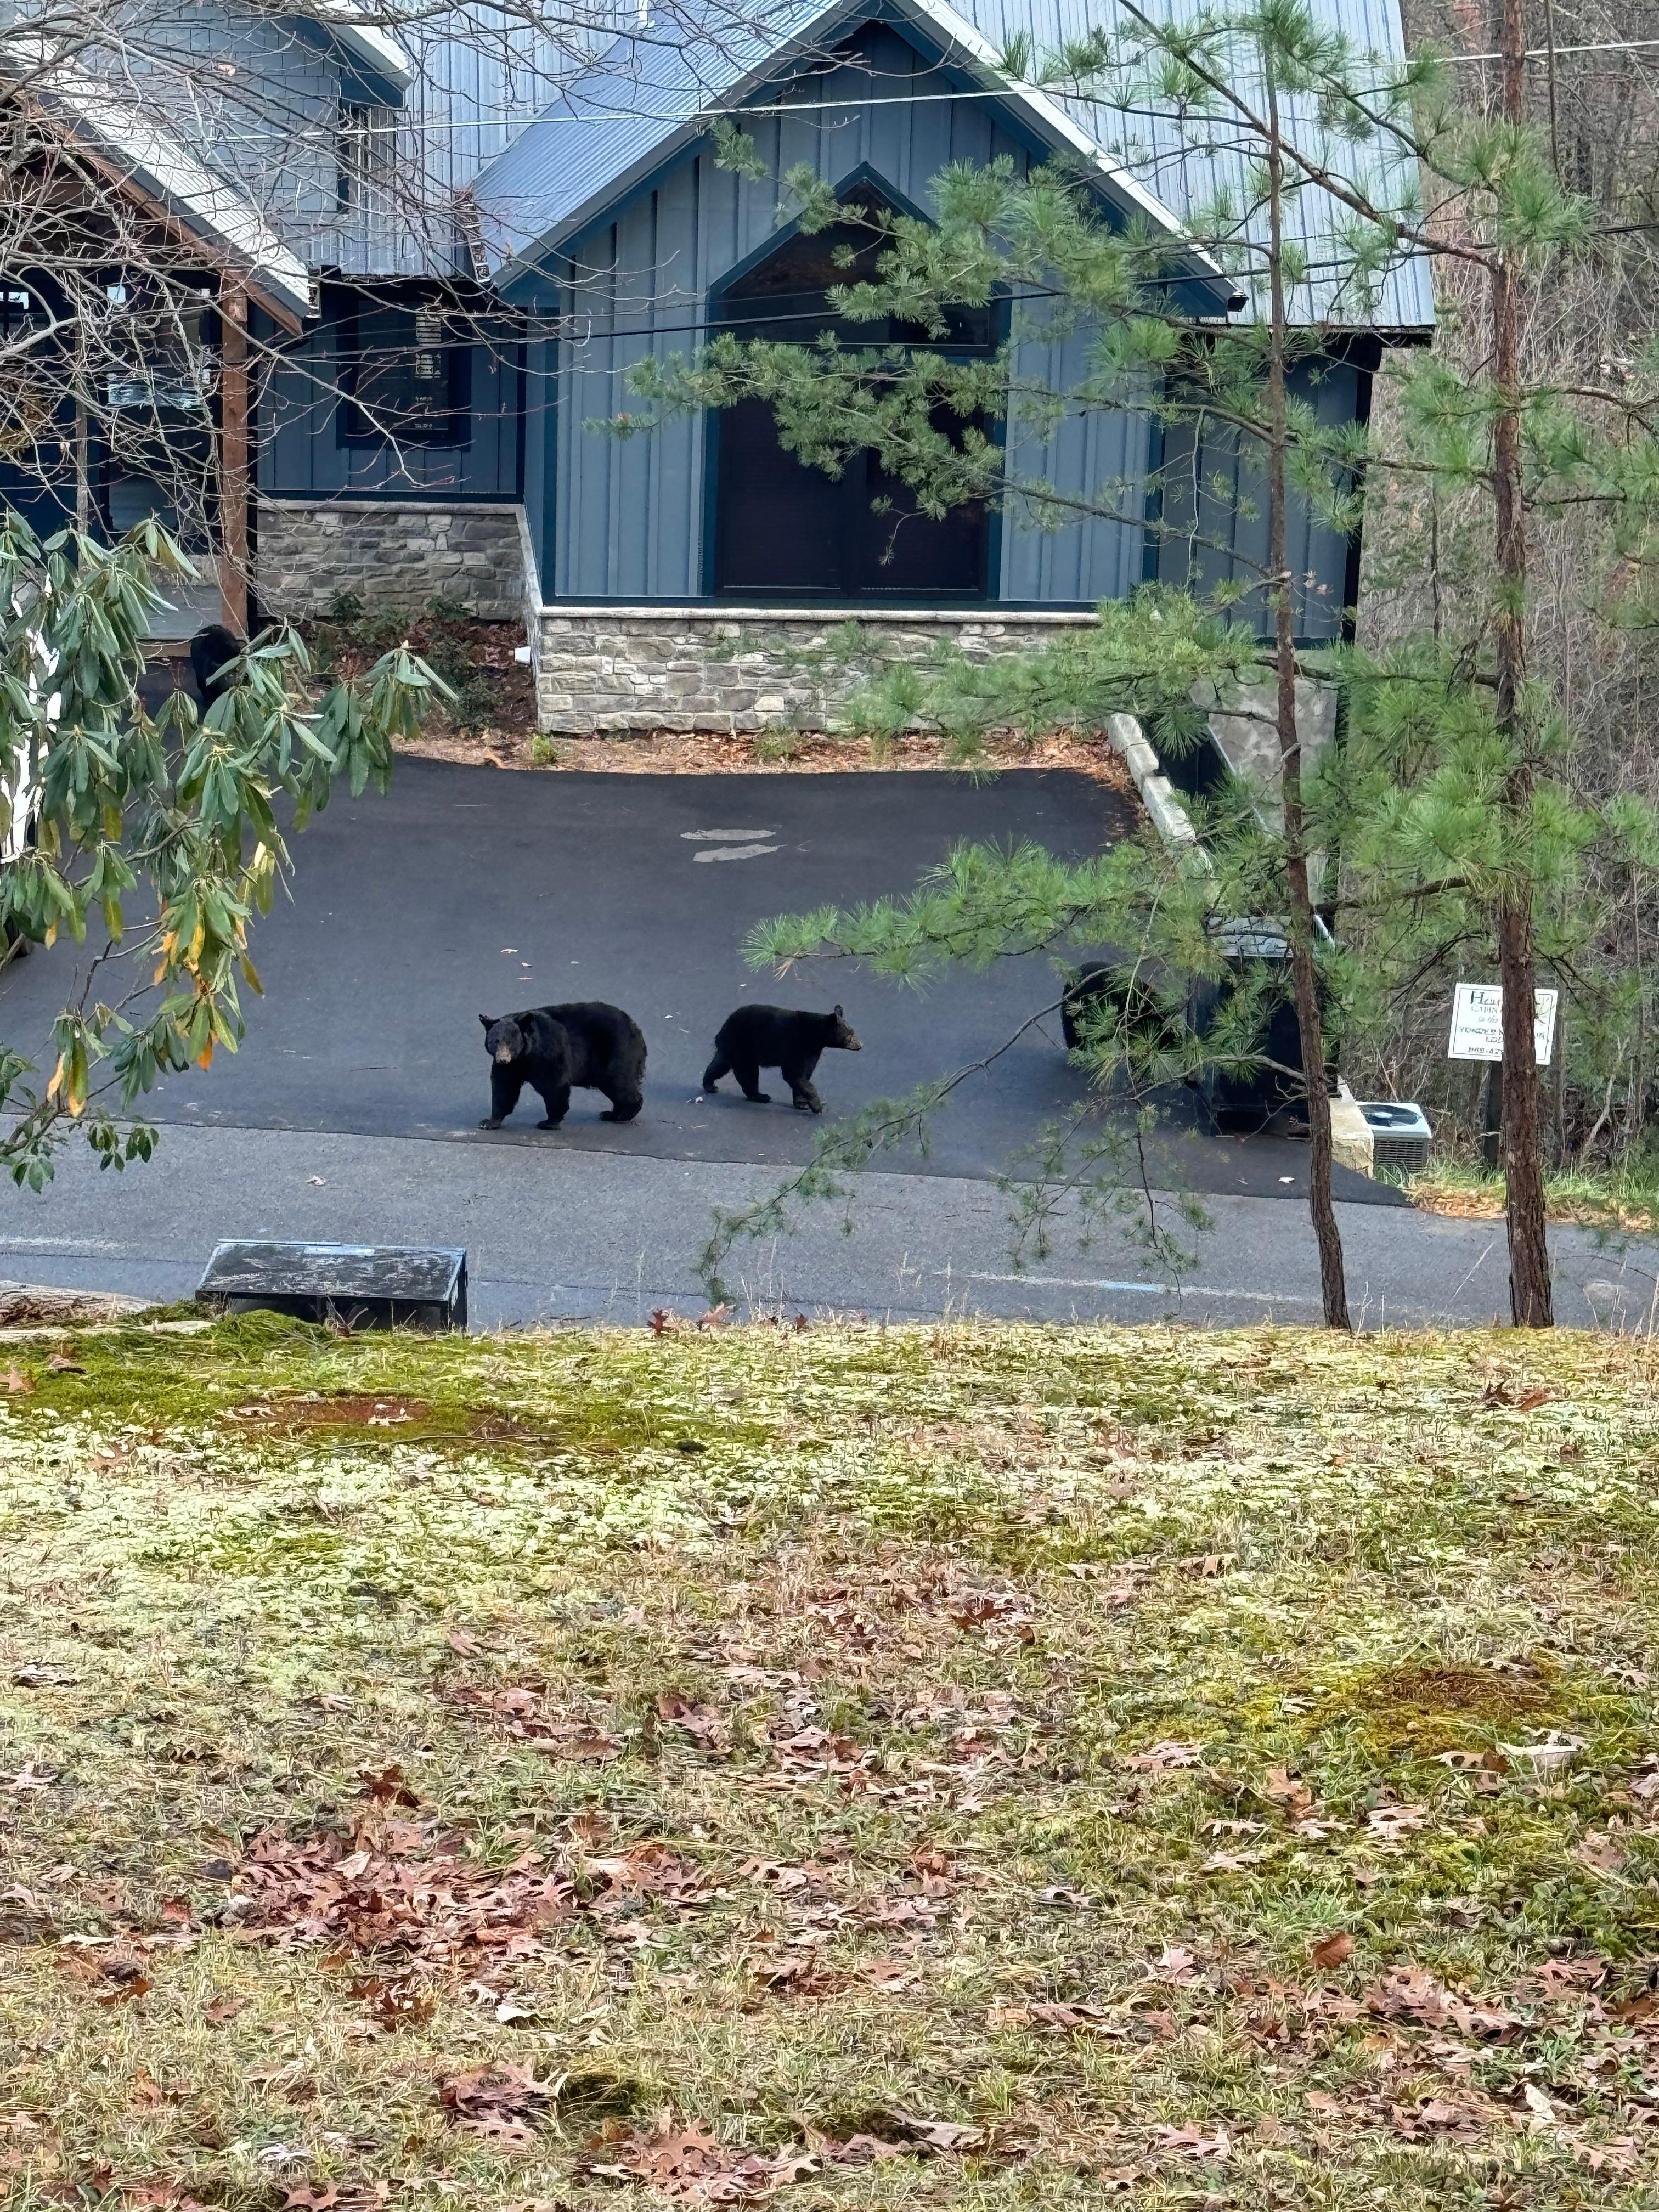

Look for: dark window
[712,187,995,601]
[0,287,40,340]
[338,296,470,447]
[337,101,393,215]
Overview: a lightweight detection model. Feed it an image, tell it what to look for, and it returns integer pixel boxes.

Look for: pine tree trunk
[1266,70,1351,1330]
[1491,0,1554,1326]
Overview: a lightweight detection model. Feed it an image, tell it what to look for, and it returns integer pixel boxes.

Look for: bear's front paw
[535,1118,566,1131]
[480,1117,504,1129]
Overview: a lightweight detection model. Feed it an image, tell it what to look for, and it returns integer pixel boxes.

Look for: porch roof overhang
[9,61,316,328]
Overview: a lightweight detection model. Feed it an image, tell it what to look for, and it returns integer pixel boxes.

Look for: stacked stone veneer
[258,499,528,623]
[534,605,1102,735]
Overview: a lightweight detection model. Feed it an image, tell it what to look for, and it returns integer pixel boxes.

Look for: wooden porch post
[218,285,250,635]
[73,400,91,531]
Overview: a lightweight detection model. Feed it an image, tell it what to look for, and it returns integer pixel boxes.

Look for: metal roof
[470,0,1212,281]
[13,54,316,324]
[469,0,1434,330]
[962,0,1435,329]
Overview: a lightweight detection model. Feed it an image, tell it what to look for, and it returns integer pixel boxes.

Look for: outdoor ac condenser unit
[1359,1101,1433,1174]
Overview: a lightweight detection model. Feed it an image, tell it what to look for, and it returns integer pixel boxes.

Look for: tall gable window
[711,184,995,601]
[338,292,471,447]
[336,101,395,216]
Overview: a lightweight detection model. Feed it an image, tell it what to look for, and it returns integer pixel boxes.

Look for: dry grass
[1398,1164,1659,1233]
[2,1314,1658,2212]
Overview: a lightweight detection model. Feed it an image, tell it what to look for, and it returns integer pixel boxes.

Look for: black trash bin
[1188,920,1329,1132]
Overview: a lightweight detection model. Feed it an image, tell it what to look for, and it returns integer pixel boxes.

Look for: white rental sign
[1447,982,1558,1066]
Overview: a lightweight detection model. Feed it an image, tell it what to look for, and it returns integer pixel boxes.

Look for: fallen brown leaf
[439,2062,549,2145]
[589,2123,817,2200]
[1152,2123,1231,2159]
[1311,1931,1355,1970]
[358,1763,420,1807]
[1263,1767,1314,1817]
[1125,1740,1204,1772]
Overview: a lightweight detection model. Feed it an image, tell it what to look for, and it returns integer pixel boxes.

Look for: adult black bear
[1060,961,1171,1051]
[189,623,242,710]
[479,1002,646,1130]
[702,1003,861,1114]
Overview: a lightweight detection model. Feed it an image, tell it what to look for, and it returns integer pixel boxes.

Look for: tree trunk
[218,285,251,637]
[1266,69,1350,1330]
[1491,0,1554,1326]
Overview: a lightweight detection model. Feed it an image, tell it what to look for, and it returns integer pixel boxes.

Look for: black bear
[1061,960,1177,1051]
[479,1002,646,1130]
[702,1003,861,1114]
[189,623,242,710]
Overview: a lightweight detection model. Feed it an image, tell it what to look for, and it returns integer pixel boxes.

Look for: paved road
[0,759,1394,1205]
[5,754,1640,1330]
[0,1122,1647,1330]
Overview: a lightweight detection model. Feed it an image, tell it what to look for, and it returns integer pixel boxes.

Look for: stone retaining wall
[258,499,528,622]
[533,605,1101,735]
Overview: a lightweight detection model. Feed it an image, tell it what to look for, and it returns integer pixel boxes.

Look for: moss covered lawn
[2,1314,1658,2212]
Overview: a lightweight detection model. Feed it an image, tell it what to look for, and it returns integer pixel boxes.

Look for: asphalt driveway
[0,758,1399,1205]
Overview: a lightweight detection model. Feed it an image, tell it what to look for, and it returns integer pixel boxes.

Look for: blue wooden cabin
[255,0,1431,640]
[5,0,1432,718]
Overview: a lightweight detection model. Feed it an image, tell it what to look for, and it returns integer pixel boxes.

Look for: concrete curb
[1104,712,1202,852]
[1329,1081,1375,1178]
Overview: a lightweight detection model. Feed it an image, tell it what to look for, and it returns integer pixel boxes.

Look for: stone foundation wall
[533,605,1101,735]
[258,499,528,623]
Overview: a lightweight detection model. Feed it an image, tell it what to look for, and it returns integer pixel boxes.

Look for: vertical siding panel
[650,166,702,599]
[610,191,658,595]
[561,230,618,596]
[776,84,821,183]
[697,151,741,297]
[866,28,913,195]
[907,52,956,205]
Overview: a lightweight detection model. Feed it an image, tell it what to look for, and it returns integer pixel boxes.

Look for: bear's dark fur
[479,1001,646,1129]
[1061,960,1181,1056]
[702,1003,861,1114]
[189,623,242,709]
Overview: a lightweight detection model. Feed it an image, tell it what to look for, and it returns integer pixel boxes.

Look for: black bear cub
[702,1003,861,1114]
[480,1002,646,1129]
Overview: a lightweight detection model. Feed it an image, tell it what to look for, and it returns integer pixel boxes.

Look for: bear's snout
[494,1044,517,1063]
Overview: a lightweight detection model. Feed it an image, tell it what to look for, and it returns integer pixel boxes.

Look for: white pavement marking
[692,844,780,862]
[962,1270,1323,1305]
[0,1235,134,1252]
[679,828,781,841]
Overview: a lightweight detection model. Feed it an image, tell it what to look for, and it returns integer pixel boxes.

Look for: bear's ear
[479,1013,496,1029]
[832,1003,844,1018]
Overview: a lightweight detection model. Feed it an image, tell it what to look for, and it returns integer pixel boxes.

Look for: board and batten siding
[1156,354,1371,642]
[532,20,1152,603]
[255,292,523,501]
